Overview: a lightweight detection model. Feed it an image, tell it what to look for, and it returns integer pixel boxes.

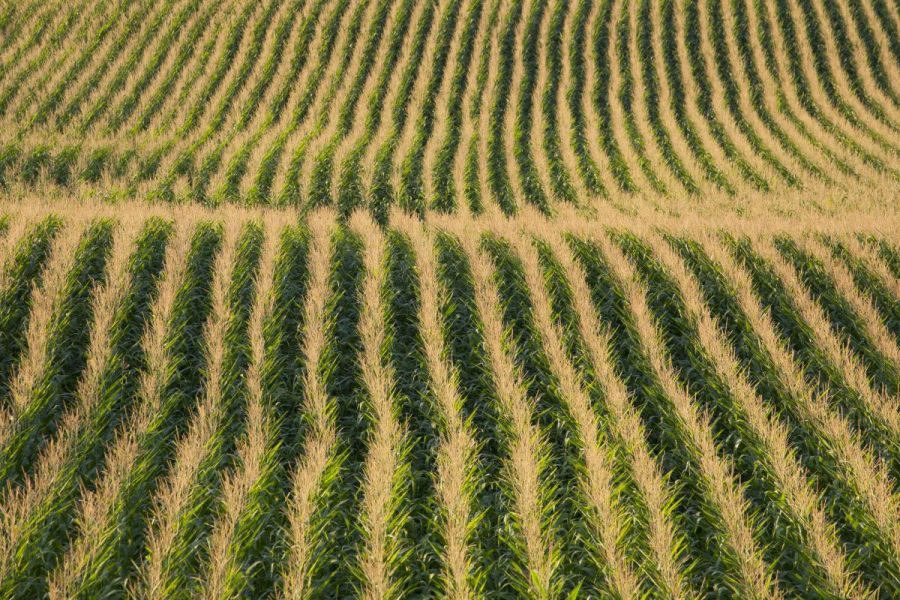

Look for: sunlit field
[0,0,898,597]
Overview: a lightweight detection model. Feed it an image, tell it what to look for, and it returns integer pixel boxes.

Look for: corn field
[0,0,899,213]
[0,202,894,598]
[0,0,899,598]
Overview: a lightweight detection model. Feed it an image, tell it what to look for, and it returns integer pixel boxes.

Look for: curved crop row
[0,205,896,596]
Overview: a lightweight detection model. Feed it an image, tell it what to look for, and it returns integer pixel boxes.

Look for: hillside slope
[0,0,899,215]
[0,0,898,596]
[0,202,897,597]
